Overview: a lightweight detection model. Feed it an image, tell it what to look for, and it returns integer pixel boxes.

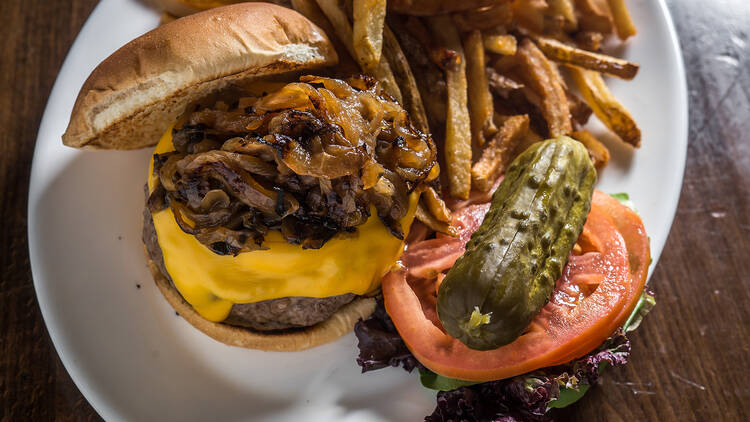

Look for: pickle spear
[437,136,596,350]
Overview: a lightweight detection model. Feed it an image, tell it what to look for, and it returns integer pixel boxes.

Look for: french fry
[427,15,472,199]
[471,115,529,192]
[352,0,386,71]
[547,0,578,28]
[291,0,358,73]
[572,130,610,169]
[515,39,572,137]
[422,185,453,223]
[484,34,518,56]
[492,54,519,74]
[487,67,524,96]
[514,126,545,156]
[575,31,604,51]
[382,24,430,133]
[569,66,641,147]
[313,0,355,54]
[535,36,639,79]
[416,203,457,237]
[314,0,402,102]
[452,3,514,32]
[464,30,497,150]
[566,89,593,126]
[388,0,498,16]
[160,12,178,24]
[388,21,447,127]
[575,0,614,34]
[511,0,549,33]
[544,14,567,38]
[403,16,460,72]
[607,0,637,40]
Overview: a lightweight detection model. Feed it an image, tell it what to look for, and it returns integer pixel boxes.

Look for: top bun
[62,3,338,150]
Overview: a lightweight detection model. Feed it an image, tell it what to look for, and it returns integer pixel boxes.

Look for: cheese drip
[148,126,417,322]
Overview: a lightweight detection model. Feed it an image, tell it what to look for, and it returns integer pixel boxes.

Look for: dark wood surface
[1,1,748,420]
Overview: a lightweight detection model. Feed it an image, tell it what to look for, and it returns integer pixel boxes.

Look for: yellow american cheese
[148,126,417,322]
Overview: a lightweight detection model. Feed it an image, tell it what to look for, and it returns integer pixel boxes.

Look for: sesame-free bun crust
[62,3,337,150]
[145,252,376,351]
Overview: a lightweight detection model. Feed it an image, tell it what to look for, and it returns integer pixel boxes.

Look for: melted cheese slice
[148,126,417,322]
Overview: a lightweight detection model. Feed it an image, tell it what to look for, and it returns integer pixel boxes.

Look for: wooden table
[1,1,748,420]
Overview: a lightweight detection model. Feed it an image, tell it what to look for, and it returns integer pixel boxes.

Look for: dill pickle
[437,136,596,350]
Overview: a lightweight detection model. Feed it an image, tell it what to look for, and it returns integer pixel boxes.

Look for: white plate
[28,0,687,420]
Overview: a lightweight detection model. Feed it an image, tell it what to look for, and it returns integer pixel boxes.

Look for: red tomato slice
[592,192,651,323]
[383,190,648,382]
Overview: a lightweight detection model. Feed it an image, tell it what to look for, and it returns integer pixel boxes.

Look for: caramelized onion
[154,76,439,252]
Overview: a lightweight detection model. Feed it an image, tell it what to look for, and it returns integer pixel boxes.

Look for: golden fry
[465,30,497,149]
[314,0,402,102]
[422,186,453,223]
[575,0,614,34]
[314,0,359,60]
[352,0,386,71]
[607,0,637,40]
[388,0,497,16]
[382,24,430,133]
[376,59,404,103]
[486,67,524,96]
[416,202,457,237]
[492,54,519,74]
[291,0,358,72]
[471,115,529,192]
[388,20,447,127]
[160,12,177,24]
[535,36,639,79]
[427,15,472,200]
[547,0,578,28]
[514,127,545,156]
[569,66,641,147]
[566,89,593,126]
[575,31,604,51]
[483,34,518,56]
[571,130,610,169]
[403,16,460,72]
[515,39,572,137]
[511,0,548,33]
[452,3,514,32]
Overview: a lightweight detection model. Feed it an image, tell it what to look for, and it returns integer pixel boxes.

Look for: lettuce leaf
[419,368,479,391]
[609,192,637,211]
[423,333,631,421]
[624,289,656,333]
[353,297,421,373]
[355,289,655,420]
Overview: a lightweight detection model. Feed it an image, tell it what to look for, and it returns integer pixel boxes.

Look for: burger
[62,3,438,351]
[151,0,285,18]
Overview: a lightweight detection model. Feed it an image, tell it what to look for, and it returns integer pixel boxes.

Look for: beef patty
[142,196,356,331]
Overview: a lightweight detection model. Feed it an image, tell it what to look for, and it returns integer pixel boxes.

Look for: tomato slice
[592,192,651,324]
[383,190,648,382]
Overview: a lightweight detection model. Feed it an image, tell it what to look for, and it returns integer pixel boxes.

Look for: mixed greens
[355,289,654,421]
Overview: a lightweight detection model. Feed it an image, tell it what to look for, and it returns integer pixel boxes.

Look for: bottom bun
[144,251,376,351]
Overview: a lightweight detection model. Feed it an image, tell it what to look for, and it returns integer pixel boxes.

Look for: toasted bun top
[62,3,338,150]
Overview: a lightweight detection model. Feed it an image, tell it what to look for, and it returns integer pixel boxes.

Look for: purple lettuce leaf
[424,332,630,422]
[354,296,422,373]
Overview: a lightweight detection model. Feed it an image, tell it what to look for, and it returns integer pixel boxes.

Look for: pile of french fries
[158,0,643,233]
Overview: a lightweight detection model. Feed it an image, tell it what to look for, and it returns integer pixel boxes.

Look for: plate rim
[27,0,689,420]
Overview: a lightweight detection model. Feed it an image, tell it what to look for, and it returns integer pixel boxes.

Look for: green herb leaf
[547,384,590,409]
[624,290,656,332]
[419,368,480,391]
[609,192,637,212]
